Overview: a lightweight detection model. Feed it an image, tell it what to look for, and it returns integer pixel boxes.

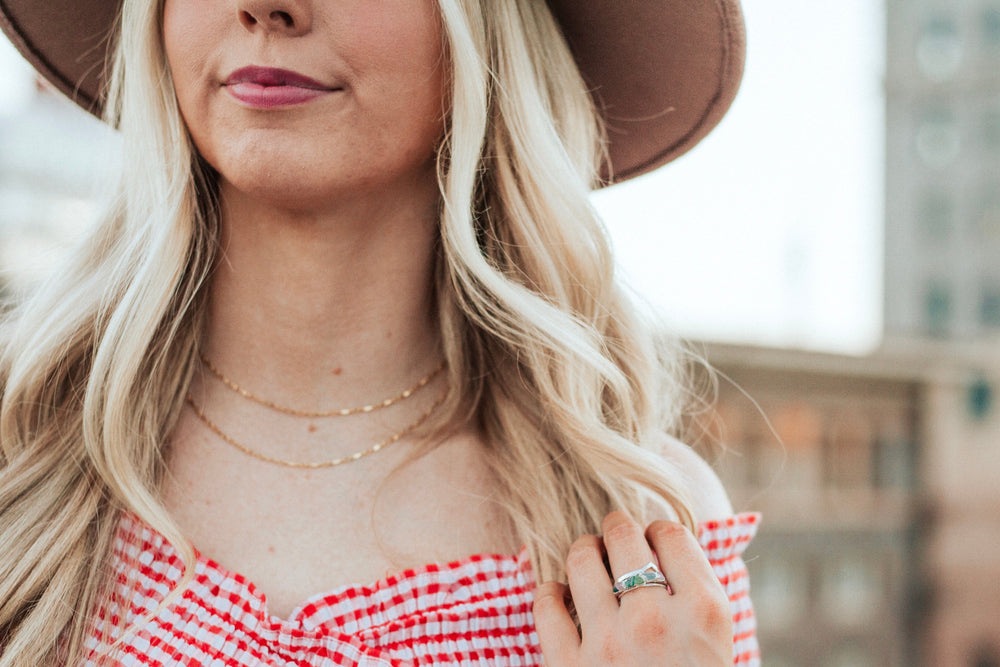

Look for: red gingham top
[86,512,761,666]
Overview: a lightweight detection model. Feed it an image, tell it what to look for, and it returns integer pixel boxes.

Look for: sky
[594,1,886,354]
[0,2,885,355]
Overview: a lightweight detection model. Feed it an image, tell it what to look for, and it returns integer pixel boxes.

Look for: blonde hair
[0,0,695,663]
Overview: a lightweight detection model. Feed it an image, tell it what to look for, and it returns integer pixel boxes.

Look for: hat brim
[0,0,745,184]
[548,0,745,182]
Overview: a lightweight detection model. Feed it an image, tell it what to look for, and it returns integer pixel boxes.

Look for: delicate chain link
[199,353,445,417]
[184,389,446,469]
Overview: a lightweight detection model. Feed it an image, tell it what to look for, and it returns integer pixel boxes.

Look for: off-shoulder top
[85,512,761,666]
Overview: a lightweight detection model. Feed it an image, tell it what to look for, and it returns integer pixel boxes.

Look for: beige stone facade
[912,341,1000,666]
[695,341,1000,666]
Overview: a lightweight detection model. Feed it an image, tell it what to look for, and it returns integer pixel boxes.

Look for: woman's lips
[223,66,339,109]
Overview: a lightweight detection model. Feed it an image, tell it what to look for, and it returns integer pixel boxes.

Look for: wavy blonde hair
[0,0,695,663]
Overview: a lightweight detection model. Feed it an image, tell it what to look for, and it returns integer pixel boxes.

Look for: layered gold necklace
[199,354,445,417]
[187,356,446,469]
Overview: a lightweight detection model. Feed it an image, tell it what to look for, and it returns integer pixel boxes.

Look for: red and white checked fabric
[86,512,760,666]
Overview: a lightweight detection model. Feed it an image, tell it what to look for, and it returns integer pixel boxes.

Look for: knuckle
[565,535,599,574]
[601,510,631,531]
[646,520,689,544]
[603,517,642,545]
[693,588,733,633]
[626,606,672,643]
[532,583,565,617]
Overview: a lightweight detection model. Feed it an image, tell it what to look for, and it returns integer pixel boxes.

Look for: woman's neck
[202,178,443,409]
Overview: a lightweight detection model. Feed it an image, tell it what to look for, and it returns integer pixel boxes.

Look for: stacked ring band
[612,562,674,599]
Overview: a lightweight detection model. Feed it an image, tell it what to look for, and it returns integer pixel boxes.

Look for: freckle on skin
[308,424,318,433]
[268,546,276,554]
[332,367,343,376]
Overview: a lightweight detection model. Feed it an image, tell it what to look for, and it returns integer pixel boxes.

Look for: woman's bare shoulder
[652,432,734,524]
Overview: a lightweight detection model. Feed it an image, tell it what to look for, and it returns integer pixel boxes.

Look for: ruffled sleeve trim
[696,512,761,563]
[695,512,762,666]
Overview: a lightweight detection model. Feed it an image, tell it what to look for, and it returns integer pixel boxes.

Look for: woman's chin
[214,155,439,216]
[219,181,337,215]
[215,161,359,214]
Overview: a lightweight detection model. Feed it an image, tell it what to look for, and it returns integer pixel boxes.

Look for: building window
[981,286,1000,327]
[824,412,873,488]
[873,410,915,489]
[768,402,823,491]
[917,14,962,80]
[820,554,884,627]
[918,191,954,241]
[925,281,953,336]
[916,108,960,168]
[749,554,809,632]
[982,7,1000,48]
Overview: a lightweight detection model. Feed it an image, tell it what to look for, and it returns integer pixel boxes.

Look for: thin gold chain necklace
[184,389,446,469]
[199,353,445,418]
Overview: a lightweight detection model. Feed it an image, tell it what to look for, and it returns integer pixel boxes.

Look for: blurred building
[697,341,1000,667]
[882,3,1000,664]
[885,0,1000,339]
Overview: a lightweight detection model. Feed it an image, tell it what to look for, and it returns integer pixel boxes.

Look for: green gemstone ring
[612,562,672,599]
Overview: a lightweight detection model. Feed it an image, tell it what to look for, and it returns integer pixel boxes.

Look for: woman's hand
[534,511,733,666]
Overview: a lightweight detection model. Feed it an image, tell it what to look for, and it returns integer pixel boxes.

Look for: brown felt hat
[0,0,745,183]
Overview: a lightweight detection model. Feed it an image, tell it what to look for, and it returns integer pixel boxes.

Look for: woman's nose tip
[241,10,291,28]
[237,2,310,35]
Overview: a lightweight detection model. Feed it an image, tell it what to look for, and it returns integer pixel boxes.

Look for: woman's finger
[564,534,617,632]
[644,519,728,602]
[533,581,580,666]
[602,511,670,604]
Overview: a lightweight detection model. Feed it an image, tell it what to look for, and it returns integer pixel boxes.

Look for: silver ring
[612,562,673,599]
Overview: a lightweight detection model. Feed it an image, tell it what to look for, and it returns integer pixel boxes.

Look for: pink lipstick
[223,66,338,109]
